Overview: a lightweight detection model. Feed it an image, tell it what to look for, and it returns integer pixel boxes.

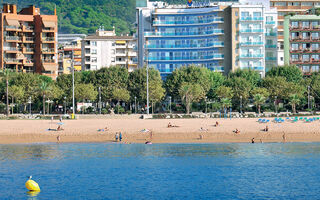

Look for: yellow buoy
[25,176,40,191]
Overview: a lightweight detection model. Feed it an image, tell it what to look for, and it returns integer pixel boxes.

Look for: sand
[1,117,320,144]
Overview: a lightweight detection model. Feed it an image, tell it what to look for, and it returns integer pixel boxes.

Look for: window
[291,21,299,27]
[253,12,261,17]
[91,57,97,63]
[291,54,299,61]
[312,43,319,50]
[302,54,310,61]
[291,43,299,50]
[288,2,300,6]
[302,21,309,28]
[312,32,319,39]
[91,65,97,70]
[279,21,283,26]
[91,49,97,55]
[302,66,310,72]
[312,66,319,72]
[274,2,286,6]
[267,39,273,45]
[301,2,313,6]
[235,11,238,16]
[312,55,319,60]
[91,41,97,46]
[312,21,319,28]
[266,16,273,21]
[241,12,249,17]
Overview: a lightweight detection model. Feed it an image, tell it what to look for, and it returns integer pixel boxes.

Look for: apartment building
[284,13,320,74]
[81,28,137,72]
[270,0,320,65]
[58,39,82,75]
[0,4,58,79]
[137,0,231,78]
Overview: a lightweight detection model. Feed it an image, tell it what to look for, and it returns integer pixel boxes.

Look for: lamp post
[72,48,75,118]
[274,96,278,113]
[28,96,32,115]
[134,96,137,114]
[98,87,101,114]
[64,96,66,115]
[308,86,310,110]
[205,96,208,114]
[240,95,243,114]
[169,96,172,114]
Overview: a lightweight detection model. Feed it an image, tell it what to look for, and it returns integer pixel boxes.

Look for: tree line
[1,65,320,115]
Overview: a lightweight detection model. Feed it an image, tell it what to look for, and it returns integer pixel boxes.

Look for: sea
[0,143,320,200]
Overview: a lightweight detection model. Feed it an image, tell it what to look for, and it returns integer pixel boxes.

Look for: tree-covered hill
[3,0,184,35]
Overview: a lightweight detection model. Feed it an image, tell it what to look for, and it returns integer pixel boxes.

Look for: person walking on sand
[115,133,119,142]
[57,135,60,143]
[119,132,122,142]
[215,121,219,127]
[282,133,286,143]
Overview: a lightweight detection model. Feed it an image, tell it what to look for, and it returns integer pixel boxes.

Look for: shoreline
[1,118,320,144]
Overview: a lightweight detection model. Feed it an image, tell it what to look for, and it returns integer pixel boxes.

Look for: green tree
[207,72,225,99]
[8,85,24,114]
[251,87,270,98]
[0,69,13,116]
[165,65,211,99]
[38,81,51,115]
[112,88,130,114]
[262,76,288,99]
[226,77,253,106]
[220,98,232,110]
[289,94,301,114]
[75,83,98,102]
[266,65,303,83]
[216,86,234,99]
[228,68,261,87]
[179,83,205,114]
[253,94,266,114]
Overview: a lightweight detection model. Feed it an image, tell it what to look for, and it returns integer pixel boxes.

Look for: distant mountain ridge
[3,0,185,35]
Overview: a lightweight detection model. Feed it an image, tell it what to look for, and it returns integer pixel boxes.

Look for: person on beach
[260,139,263,143]
[59,116,62,122]
[215,121,219,127]
[57,135,60,143]
[282,133,286,143]
[168,122,173,128]
[115,133,119,142]
[150,131,153,140]
[199,134,203,140]
[199,127,208,131]
[251,138,255,143]
[264,125,269,132]
[57,125,64,131]
[119,132,122,142]
[234,129,240,134]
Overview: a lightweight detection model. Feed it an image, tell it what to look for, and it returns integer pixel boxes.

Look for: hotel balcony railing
[240,41,263,46]
[265,44,277,48]
[25,48,34,52]
[43,27,55,31]
[242,66,264,71]
[24,59,34,64]
[290,37,320,42]
[42,48,55,53]
[240,17,264,21]
[266,21,276,25]
[144,29,224,37]
[4,58,19,63]
[5,36,21,41]
[239,54,263,58]
[148,55,224,61]
[4,47,21,51]
[24,26,34,31]
[265,32,277,36]
[239,29,263,33]
[4,25,21,30]
[146,42,224,49]
[290,26,320,30]
[42,59,55,63]
[42,37,55,41]
[153,18,224,25]
[266,57,277,61]
[25,37,34,41]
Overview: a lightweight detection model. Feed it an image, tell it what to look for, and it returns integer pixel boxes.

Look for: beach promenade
[1,117,320,144]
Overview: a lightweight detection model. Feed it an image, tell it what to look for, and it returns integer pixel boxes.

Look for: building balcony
[23,48,35,54]
[266,57,277,61]
[290,26,320,31]
[266,21,276,25]
[42,27,55,32]
[241,66,264,71]
[239,54,263,59]
[23,37,35,43]
[265,44,277,48]
[4,58,20,64]
[240,41,263,46]
[239,29,263,33]
[153,18,224,25]
[42,37,55,42]
[240,17,263,21]
[5,36,22,42]
[23,59,34,66]
[290,37,320,42]
[147,55,224,61]
[146,42,224,49]
[42,48,55,54]
[42,59,56,64]
[4,26,21,31]
[22,25,34,32]
[265,32,277,36]
[144,29,224,37]
[4,47,21,52]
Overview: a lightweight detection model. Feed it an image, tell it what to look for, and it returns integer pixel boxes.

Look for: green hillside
[3,0,185,35]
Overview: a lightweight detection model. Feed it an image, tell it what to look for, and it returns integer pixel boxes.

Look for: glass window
[235,11,238,16]
[91,57,97,62]
[274,2,286,6]
[253,12,261,17]
[302,66,310,72]
[291,43,299,50]
[312,44,319,50]
[279,21,283,26]
[312,55,319,60]
[266,16,273,21]
[241,12,249,17]
[291,21,299,27]
[301,2,313,6]
[91,49,97,54]
[312,32,319,39]
[312,21,319,28]
[312,66,319,72]
[291,54,299,60]
[302,54,310,61]
[91,41,97,46]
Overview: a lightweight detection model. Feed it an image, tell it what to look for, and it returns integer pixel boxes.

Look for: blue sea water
[0,143,320,200]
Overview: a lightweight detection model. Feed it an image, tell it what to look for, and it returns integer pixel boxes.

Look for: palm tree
[289,94,300,114]
[253,94,266,114]
[38,81,51,115]
[221,98,232,110]
[0,69,12,116]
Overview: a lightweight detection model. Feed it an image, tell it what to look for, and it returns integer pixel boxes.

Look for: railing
[148,54,224,61]
[240,17,263,21]
[42,48,55,53]
[266,57,277,61]
[144,29,224,37]
[42,37,55,41]
[24,26,34,31]
[24,59,34,64]
[265,44,277,48]
[25,48,34,52]
[266,21,276,25]
[42,59,55,63]
[239,54,263,58]
[4,47,21,51]
[5,36,21,41]
[43,27,55,31]
[146,42,224,49]
[4,25,21,30]
[25,37,34,41]
[4,58,19,63]
[240,29,263,33]
[240,41,263,46]
[242,66,264,71]
[153,17,224,25]
[265,32,277,36]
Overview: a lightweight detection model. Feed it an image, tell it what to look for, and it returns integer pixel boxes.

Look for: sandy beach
[1,117,320,144]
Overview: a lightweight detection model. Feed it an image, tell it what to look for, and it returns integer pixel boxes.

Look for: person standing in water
[119,132,122,142]
[282,133,286,143]
[251,138,255,143]
[115,133,119,142]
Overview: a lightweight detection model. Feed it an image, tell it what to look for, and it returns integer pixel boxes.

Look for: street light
[134,96,137,114]
[240,95,242,114]
[64,96,67,115]
[274,96,278,113]
[205,96,208,114]
[169,96,172,114]
[98,87,101,114]
[28,96,32,115]
[72,48,75,118]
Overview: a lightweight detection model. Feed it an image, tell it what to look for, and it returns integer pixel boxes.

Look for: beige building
[58,40,82,75]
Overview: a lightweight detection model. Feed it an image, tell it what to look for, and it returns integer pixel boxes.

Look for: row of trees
[1,65,320,115]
